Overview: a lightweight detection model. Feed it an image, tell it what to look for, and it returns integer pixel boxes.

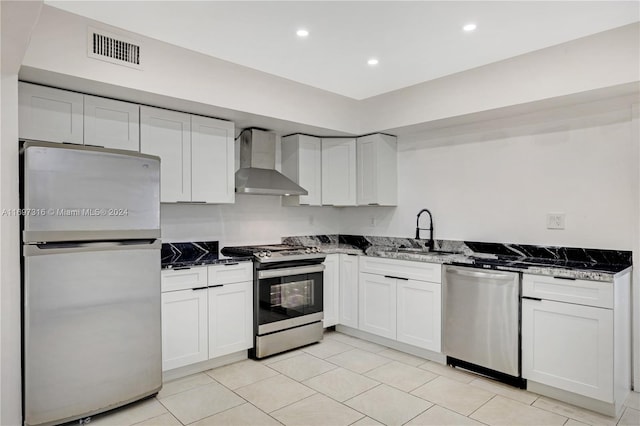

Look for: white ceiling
[45,1,639,100]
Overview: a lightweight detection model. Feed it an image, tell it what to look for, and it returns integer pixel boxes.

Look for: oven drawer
[161,267,208,292]
[208,262,252,285]
[522,274,613,309]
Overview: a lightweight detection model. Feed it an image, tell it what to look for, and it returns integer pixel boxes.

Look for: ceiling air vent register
[87,27,142,69]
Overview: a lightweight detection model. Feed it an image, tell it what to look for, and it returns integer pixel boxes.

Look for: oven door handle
[258,264,325,279]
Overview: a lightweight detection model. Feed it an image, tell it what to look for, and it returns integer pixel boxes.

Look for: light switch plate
[546,213,566,230]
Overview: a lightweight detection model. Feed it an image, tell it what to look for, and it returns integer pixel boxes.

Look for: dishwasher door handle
[445,266,515,281]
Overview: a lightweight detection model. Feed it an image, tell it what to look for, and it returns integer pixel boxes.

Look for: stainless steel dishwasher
[443,265,525,388]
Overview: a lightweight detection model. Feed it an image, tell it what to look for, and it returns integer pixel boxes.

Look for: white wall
[0,2,43,424]
[0,74,22,426]
[632,102,640,388]
[361,23,640,134]
[342,104,636,251]
[161,195,341,246]
[20,5,360,135]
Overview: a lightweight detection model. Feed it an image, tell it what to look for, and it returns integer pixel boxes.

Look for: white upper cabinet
[191,115,235,204]
[19,82,84,144]
[84,95,140,151]
[322,138,357,206]
[140,107,235,204]
[281,134,322,206]
[140,106,192,203]
[357,134,397,206]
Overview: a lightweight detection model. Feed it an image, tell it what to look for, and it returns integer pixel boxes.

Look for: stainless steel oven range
[221,244,325,358]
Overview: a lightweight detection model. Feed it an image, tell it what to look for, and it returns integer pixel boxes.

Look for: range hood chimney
[235,128,308,196]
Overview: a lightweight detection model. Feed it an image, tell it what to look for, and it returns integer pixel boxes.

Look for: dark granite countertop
[161,241,251,269]
[282,235,632,282]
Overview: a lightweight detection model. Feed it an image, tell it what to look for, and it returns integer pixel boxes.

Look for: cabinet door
[161,289,208,371]
[140,106,191,202]
[321,138,356,206]
[208,281,253,358]
[84,95,140,151]
[359,272,396,339]
[19,82,84,144]
[522,299,613,401]
[397,279,441,352]
[323,254,340,327]
[357,134,397,206]
[339,254,359,328]
[297,136,322,205]
[191,115,235,204]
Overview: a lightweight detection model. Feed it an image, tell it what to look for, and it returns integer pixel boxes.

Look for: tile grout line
[398,402,435,426]
[466,393,498,422]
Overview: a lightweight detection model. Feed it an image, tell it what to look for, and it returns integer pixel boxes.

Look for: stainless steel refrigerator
[21,141,162,426]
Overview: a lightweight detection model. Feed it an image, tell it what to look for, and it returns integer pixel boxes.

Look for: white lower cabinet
[359,273,397,339]
[397,279,441,352]
[357,256,442,352]
[161,288,209,371]
[522,298,613,401]
[323,254,340,327]
[208,281,252,358]
[339,254,360,328]
[521,272,631,416]
[161,262,253,371]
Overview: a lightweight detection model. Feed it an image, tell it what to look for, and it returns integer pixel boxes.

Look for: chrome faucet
[416,209,434,251]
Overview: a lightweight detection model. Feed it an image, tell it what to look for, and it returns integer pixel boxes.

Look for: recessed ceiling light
[367,58,379,66]
[296,29,309,37]
[463,23,477,32]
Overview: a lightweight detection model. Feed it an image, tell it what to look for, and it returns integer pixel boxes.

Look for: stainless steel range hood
[235,128,308,196]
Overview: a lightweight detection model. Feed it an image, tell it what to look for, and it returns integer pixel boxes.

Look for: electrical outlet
[370,216,376,227]
[308,215,314,226]
[546,213,565,230]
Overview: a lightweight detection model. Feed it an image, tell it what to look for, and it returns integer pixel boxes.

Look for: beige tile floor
[90,331,640,426]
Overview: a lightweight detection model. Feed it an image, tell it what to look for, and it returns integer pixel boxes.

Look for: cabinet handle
[384,275,408,281]
[209,284,224,288]
[175,201,207,204]
[173,266,191,270]
[368,203,380,206]
[553,276,576,281]
[224,262,239,266]
[347,253,358,257]
[522,296,542,301]
[192,286,207,291]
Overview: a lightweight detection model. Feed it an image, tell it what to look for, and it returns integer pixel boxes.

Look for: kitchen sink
[394,247,455,255]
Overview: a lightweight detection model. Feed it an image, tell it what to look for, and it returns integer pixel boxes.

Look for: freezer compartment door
[23,241,162,426]
[443,266,520,376]
[22,141,160,242]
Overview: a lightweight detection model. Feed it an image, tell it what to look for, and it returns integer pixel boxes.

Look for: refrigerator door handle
[24,239,161,256]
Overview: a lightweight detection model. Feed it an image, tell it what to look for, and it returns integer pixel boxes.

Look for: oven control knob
[312,247,319,253]
[257,251,266,258]
[264,250,272,257]
[305,247,311,254]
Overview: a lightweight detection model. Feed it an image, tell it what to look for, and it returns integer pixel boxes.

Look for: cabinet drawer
[161,267,208,292]
[208,262,253,285]
[359,256,441,283]
[522,274,613,309]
